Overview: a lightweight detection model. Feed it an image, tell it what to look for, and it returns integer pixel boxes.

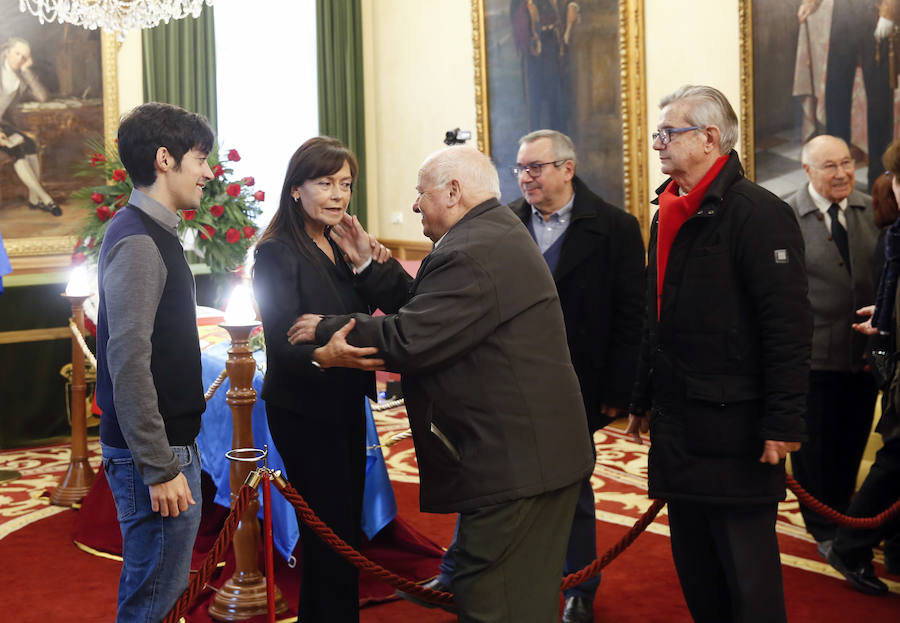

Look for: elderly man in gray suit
[787,134,880,558]
[288,145,594,623]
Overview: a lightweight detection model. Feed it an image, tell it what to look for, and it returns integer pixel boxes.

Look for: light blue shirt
[530,194,575,253]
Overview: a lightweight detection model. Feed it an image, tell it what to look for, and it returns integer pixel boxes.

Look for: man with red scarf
[626,85,811,622]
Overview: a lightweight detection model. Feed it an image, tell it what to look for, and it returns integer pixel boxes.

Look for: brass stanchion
[209,321,287,621]
[50,293,96,506]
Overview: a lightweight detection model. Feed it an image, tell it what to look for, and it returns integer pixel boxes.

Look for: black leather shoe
[827,548,889,595]
[44,201,62,216]
[395,577,457,614]
[562,595,594,623]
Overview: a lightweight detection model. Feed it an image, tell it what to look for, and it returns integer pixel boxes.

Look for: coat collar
[652,150,744,218]
[509,175,610,282]
[793,183,869,218]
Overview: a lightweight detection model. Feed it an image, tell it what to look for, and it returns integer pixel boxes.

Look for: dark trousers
[452,481,580,623]
[266,400,367,623]
[826,0,892,191]
[833,435,900,566]
[437,474,600,601]
[563,475,601,600]
[667,500,786,623]
[791,370,877,542]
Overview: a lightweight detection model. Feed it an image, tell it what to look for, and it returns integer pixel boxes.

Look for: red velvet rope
[161,470,900,618]
[275,478,666,608]
[161,485,254,623]
[785,474,900,529]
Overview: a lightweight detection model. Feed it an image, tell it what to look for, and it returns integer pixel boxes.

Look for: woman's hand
[287,314,322,344]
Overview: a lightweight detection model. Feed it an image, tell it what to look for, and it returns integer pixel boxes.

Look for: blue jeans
[102,442,203,623]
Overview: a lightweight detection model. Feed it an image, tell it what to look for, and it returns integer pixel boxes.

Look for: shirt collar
[807,183,848,213]
[128,188,180,235]
[531,192,575,223]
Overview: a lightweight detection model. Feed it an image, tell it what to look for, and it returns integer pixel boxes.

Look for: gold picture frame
[738,0,755,182]
[4,30,119,274]
[739,1,894,196]
[471,0,649,236]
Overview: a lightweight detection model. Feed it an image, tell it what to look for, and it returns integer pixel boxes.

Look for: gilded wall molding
[738,0,755,181]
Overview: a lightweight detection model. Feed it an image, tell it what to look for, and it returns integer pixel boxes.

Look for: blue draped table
[196,330,397,562]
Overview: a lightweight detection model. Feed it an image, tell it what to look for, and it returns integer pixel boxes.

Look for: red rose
[227,149,241,162]
[213,164,225,177]
[225,227,241,244]
[201,224,216,240]
[182,209,196,220]
[242,176,255,186]
[90,192,104,204]
[242,226,256,239]
[209,204,225,218]
[87,237,95,247]
[116,194,127,207]
[253,190,265,201]
[96,205,111,221]
[226,183,241,198]
[71,252,86,265]
[112,169,127,182]
[90,152,106,166]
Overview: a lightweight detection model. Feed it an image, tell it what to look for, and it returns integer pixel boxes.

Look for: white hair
[660,85,739,154]
[421,145,500,200]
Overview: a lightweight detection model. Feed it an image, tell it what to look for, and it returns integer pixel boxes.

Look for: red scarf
[656,155,729,319]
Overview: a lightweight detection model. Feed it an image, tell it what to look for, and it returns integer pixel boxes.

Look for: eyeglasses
[652,126,701,145]
[811,159,855,174]
[511,160,566,178]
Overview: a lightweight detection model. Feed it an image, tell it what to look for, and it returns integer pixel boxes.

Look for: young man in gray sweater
[95,102,214,623]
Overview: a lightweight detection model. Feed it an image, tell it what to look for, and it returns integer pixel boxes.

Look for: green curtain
[317,0,367,226]
[142,8,218,133]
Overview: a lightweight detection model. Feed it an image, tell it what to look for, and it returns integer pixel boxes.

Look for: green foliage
[71,139,263,273]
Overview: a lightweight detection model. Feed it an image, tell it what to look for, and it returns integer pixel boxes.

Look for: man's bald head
[413,146,501,242]
[800,135,855,204]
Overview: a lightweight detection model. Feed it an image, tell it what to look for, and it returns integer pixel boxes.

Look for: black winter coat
[508,176,646,431]
[630,151,811,504]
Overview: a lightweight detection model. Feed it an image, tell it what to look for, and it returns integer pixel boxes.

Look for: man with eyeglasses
[405,130,646,623]
[627,85,811,622]
[786,133,880,569]
[510,129,644,622]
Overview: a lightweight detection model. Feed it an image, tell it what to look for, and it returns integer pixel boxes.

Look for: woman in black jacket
[252,137,389,622]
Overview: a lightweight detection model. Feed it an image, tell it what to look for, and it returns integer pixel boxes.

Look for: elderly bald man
[787,134,880,561]
[289,145,593,622]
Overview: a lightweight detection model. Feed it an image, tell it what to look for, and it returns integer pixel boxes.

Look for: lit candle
[223,283,258,326]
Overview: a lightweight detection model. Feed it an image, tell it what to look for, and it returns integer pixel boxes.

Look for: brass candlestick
[50,293,96,506]
[209,322,287,621]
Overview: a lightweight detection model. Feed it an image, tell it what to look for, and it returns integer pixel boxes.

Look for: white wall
[214,0,318,228]
[361,0,477,241]
[644,0,742,201]
[117,31,143,115]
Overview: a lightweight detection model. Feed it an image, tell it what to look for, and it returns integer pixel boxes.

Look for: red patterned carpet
[1,408,899,622]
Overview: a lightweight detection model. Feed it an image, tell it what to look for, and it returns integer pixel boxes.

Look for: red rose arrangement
[74,140,262,273]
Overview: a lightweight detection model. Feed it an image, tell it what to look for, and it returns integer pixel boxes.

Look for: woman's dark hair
[256,136,358,257]
[882,140,900,178]
[117,102,215,188]
[871,171,900,229]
